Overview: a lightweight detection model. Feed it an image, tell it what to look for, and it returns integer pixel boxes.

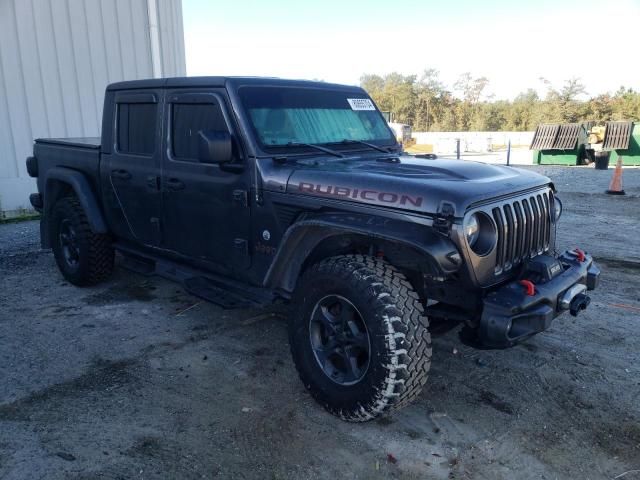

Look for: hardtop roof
[106,76,365,92]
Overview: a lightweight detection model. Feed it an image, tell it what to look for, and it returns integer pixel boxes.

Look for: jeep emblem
[262,230,271,241]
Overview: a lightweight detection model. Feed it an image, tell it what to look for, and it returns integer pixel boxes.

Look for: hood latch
[433,202,455,235]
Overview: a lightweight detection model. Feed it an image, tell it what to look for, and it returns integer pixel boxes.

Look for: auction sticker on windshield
[347,98,376,110]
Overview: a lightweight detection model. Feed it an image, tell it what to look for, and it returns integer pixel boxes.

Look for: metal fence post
[456,139,460,160]
[506,139,511,166]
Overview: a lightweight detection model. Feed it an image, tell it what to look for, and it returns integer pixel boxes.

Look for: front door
[161,90,251,273]
[102,90,163,245]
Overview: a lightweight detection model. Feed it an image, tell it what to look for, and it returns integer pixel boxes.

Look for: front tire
[51,196,114,286]
[289,255,431,421]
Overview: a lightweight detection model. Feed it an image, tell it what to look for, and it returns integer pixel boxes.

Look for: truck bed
[35,137,101,149]
[33,137,102,204]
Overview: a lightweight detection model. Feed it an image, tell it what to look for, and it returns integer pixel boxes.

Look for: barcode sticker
[347,98,375,110]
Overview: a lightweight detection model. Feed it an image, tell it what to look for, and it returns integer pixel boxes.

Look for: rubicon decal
[298,182,423,207]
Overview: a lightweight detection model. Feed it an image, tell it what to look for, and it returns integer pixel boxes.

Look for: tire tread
[52,196,114,286]
[292,254,431,422]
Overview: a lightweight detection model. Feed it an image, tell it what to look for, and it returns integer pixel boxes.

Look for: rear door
[102,91,163,245]
[161,90,251,271]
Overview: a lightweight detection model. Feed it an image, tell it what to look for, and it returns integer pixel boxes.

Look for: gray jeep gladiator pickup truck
[26,77,600,421]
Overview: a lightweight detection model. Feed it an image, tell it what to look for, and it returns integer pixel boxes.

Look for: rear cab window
[115,92,158,156]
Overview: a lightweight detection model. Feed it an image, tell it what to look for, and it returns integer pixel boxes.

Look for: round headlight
[552,196,563,222]
[464,214,480,247]
[464,212,497,256]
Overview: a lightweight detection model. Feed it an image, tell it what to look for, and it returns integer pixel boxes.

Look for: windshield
[238,86,396,150]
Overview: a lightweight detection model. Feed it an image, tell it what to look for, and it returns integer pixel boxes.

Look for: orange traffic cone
[606,156,625,195]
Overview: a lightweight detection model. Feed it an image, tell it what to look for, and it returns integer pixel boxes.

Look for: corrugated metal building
[0,0,186,217]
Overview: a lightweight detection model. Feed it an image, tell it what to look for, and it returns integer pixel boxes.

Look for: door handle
[111,169,131,180]
[165,178,185,191]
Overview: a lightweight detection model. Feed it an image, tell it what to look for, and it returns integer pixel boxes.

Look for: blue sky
[183,0,640,100]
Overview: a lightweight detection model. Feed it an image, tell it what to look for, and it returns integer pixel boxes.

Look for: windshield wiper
[285,142,344,158]
[339,139,390,153]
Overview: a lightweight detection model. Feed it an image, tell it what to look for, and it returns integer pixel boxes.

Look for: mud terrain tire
[290,254,431,421]
[51,196,114,286]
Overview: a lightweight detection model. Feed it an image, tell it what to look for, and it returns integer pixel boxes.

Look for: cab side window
[172,103,228,161]
[117,103,157,155]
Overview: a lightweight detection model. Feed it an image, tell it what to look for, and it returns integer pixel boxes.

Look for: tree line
[360,70,640,132]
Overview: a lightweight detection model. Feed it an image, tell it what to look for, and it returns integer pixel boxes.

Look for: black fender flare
[263,212,462,293]
[42,167,108,245]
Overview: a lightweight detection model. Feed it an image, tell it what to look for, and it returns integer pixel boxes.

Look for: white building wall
[0,0,186,217]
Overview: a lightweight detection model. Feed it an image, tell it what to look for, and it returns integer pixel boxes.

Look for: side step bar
[183,277,258,309]
[116,243,276,309]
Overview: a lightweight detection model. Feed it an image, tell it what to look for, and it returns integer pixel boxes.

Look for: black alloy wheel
[309,294,370,386]
[58,218,81,269]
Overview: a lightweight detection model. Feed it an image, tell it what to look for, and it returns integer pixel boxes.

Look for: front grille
[491,191,552,274]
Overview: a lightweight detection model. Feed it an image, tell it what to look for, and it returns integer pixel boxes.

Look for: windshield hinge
[233,189,248,207]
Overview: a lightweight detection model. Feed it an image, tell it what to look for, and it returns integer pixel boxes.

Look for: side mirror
[198,130,232,164]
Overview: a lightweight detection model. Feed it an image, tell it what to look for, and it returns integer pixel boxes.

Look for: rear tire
[51,196,114,286]
[289,254,431,421]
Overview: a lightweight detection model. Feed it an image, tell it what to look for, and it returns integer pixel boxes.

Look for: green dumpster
[530,123,590,165]
[609,122,640,166]
[531,121,640,166]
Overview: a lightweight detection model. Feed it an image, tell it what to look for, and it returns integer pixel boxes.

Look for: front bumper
[479,250,600,348]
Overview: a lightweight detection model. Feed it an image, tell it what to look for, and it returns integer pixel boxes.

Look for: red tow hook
[573,248,586,262]
[519,279,536,296]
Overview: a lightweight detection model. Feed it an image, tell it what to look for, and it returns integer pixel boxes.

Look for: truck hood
[283,155,551,217]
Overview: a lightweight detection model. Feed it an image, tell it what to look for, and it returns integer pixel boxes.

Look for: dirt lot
[1,165,639,480]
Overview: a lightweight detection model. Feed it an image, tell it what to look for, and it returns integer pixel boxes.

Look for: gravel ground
[0,165,639,480]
